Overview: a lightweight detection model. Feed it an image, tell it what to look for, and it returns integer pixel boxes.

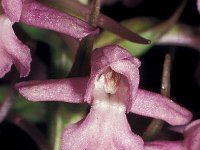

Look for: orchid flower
[144,119,200,150]
[16,45,192,150]
[0,0,98,78]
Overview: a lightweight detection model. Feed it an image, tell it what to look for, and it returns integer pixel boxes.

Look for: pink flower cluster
[1,0,199,149]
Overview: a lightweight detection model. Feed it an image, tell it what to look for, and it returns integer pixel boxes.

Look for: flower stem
[69,0,101,76]
[89,0,101,27]
[0,88,15,123]
[143,53,172,141]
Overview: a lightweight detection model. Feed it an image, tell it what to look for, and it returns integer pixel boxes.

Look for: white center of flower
[99,69,121,94]
[93,69,129,112]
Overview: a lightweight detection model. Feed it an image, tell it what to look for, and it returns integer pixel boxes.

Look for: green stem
[89,0,101,27]
[69,0,101,76]
[143,53,172,141]
[49,104,66,150]
[0,88,15,123]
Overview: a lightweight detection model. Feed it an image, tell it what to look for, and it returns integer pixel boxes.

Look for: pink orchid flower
[0,0,98,78]
[16,45,192,150]
[145,119,200,150]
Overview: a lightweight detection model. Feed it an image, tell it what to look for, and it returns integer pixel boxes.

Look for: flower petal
[197,0,200,13]
[184,119,200,150]
[16,77,89,103]
[0,14,31,77]
[91,44,134,73]
[144,141,182,150]
[85,44,140,106]
[110,59,140,111]
[131,89,192,125]
[62,101,144,150]
[1,0,22,22]
[0,50,12,78]
[144,120,200,150]
[20,0,99,40]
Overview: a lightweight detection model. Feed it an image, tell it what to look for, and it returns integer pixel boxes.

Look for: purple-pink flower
[145,119,200,150]
[0,0,98,78]
[16,45,192,150]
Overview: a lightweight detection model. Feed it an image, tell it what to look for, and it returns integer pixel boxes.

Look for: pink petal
[110,59,140,111]
[144,141,182,150]
[0,14,31,77]
[183,119,200,150]
[91,44,135,73]
[16,77,89,103]
[197,0,200,13]
[20,0,99,40]
[0,50,12,78]
[62,101,144,150]
[85,44,140,107]
[1,0,22,22]
[144,120,200,150]
[131,89,192,125]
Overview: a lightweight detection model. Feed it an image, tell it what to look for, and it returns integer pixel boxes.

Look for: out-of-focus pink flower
[1,0,99,40]
[0,14,31,78]
[16,45,192,150]
[197,0,200,13]
[145,119,200,150]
